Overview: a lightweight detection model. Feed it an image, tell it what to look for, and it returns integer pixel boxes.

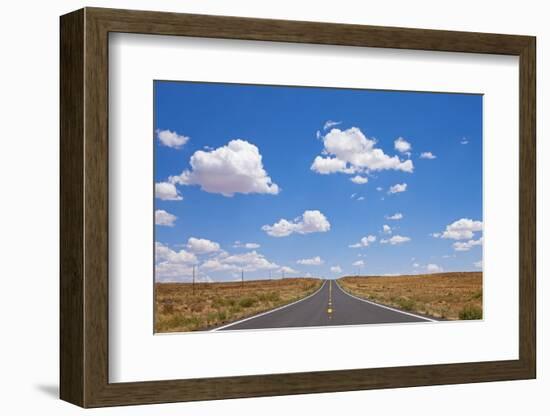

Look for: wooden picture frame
[60,7,536,408]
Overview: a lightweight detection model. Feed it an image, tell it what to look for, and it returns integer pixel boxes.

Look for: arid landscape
[155,278,323,333]
[337,272,483,320]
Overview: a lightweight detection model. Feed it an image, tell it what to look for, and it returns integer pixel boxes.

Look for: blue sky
[154,81,482,282]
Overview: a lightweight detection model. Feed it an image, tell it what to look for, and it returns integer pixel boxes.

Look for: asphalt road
[215,279,434,331]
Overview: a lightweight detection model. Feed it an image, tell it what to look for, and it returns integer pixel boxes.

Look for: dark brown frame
[60,7,536,408]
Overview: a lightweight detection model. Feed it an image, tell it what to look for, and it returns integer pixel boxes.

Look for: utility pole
[241,269,244,288]
[282,270,285,279]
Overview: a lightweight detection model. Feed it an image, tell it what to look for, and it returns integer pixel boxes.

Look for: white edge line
[211,280,328,331]
[334,280,437,322]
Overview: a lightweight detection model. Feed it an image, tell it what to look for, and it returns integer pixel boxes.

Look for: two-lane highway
[214,279,434,331]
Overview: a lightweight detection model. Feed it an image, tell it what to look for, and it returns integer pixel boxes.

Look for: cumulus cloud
[155,242,199,281]
[376,186,383,192]
[436,218,483,240]
[386,213,403,220]
[352,260,365,267]
[233,241,260,249]
[420,152,437,159]
[156,242,197,264]
[394,137,411,154]
[280,266,299,275]
[323,120,342,130]
[426,263,443,273]
[380,235,411,245]
[453,237,483,252]
[155,182,183,201]
[330,265,342,273]
[310,156,351,175]
[201,250,278,273]
[382,224,392,234]
[461,138,469,145]
[350,175,369,184]
[474,260,483,268]
[357,196,365,201]
[262,210,331,237]
[186,237,220,254]
[349,235,376,248]
[297,256,324,266]
[388,183,407,194]
[155,209,177,227]
[170,139,280,197]
[186,237,221,254]
[156,129,189,149]
[311,127,414,176]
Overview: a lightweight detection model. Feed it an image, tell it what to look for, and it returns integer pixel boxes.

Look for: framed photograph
[60,7,536,407]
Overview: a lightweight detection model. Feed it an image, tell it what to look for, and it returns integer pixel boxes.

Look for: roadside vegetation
[337,272,482,320]
[155,278,323,332]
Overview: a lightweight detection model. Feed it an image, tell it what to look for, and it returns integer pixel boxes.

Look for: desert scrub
[395,297,416,311]
[155,278,323,332]
[458,305,483,320]
[338,272,482,320]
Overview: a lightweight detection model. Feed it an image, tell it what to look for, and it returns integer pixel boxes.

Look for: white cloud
[155,262,213,283]
[352,260,365,267]
[461,138,469,145]
[155,182,183,201]
[155,242,199,281]
[426,263,444,273]
[380,235,411,245]
[310,156,351,175]
[437,218,483,240]
[356,196,365,201]
[330,265,342,273]
[201,250,278,273]
[413,263,420,268]
[349,235,376,248]
[316,130,322,140]
[155,209,177,227]
[350,193,357,199]
[233,241,261,249]
[262,210,331,237]
[170,139,280,197]
[350,175,369,184]
[382,224,392,234]
[311,127,414,176]
[394,137,411,154]
[280,266,299,275]
[386,213,403,220]
[453,237,483,252]
[474,260,483,268]
[388,183,407,194]
[156,129,189,149]
[323,120,342,130]
[155,242,197,264]
[297,256,324,266]
[420,151,437,159]
[376,186,383,192]
[186,237,221,254]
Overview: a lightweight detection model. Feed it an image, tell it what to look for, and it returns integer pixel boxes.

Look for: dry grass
[338,272,482,320]
[155,278,323,333]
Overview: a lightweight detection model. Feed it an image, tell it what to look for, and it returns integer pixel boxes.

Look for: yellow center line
[327,280,333,314]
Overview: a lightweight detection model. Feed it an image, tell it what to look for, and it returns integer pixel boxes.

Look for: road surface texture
[215,279,434,331]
